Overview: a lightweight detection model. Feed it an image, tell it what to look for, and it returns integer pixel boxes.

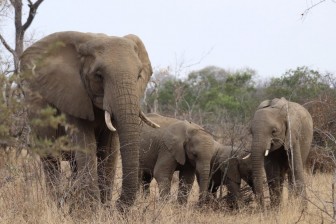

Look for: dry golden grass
[0,149,335,224]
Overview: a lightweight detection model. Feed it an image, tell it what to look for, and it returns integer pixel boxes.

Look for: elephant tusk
[139,111,160,128]
[242,153,251,160]
[265,149,269,156]
[105,111,116,132]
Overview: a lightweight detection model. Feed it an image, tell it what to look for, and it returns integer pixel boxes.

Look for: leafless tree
[0,0,44,74]
[0,0,44,148]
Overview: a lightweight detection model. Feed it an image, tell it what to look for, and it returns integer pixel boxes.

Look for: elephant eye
[272,128,277,135]
[95,70,103,81]
[192,151,198,158]
[137,69,143,80]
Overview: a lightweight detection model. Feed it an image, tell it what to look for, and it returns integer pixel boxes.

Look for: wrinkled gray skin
[139,113,215,204]
[20,31,158,210]
[250,98,313,208]
[208,143,254,209]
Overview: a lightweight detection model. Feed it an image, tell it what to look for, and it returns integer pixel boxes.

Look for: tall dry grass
[0,149,335,224]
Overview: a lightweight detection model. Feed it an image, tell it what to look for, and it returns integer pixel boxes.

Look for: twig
[333,172,336,219]
[294,209,305,224]
[0,33,15,56]
[304,185,336,221]
[286,101,296,185]
[22,0,44,31]
[151,196,170,223]
[301,0,328,18]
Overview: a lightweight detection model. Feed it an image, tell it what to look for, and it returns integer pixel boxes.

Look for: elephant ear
[257,98,287,110]
[21,32,94,120]
[162,121,187,165]
[124,34,153,99]
[222,158,241,184]
[271,97,287,109]
[257,99,273,109]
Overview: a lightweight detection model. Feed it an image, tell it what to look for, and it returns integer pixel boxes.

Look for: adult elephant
[20,31,159,210]
[209,143,254,209]
[250,97,313,208]
[139,113,215,204]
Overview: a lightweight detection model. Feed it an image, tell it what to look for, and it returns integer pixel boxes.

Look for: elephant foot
[177,196,188,205]
[66,196,100,218]
[269,195,281,208]
[115,198,132,213]
[195,200,205,208]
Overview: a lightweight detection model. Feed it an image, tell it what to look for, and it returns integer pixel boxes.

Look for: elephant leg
[287,168,295,199]
[74,151,99,204]
[209,181,220,199]
[71,122,100,205]
[96,130,119,204]
[31,112,62,199]
[291,144,307,205]
[208,169,222,200]
[265,159,282,207]
[177,166,195,204]
[68,152,77,176]
[41,155,61,197]
[62,151,77,179]
[226,180,241,210]
[153,154,177,200]
[278,168,286,203]
[142,171,153,197]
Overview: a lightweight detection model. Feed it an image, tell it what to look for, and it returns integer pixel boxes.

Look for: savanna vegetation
[1,0,336,223]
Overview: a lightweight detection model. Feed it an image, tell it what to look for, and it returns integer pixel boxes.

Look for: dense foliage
[145,66,259,124]
[144,66,335,127]
[265,66,332,104]
[142,65,336,151]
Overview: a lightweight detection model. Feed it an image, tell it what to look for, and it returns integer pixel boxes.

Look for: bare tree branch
[301,0,329,18]
[1,0,45,73]
[0,0,12,17]
[0,33,15,56]
[22,0,44,31]
[9,0,16,7]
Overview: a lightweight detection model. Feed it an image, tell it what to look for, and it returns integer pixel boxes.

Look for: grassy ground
[0,149,335,224]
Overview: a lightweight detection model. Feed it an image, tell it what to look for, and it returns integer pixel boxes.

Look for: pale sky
[2,0,336,79]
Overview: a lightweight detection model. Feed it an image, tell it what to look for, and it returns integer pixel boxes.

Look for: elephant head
[20,31,158,208]
[163,120,215,201]
[250,97,313,207]
[209,144,254,205]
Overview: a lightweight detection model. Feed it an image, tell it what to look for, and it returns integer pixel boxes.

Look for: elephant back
[143,113,178,128]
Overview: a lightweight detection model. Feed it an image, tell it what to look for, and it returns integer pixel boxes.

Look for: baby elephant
[139,113,215,204]
[208,143,254,209]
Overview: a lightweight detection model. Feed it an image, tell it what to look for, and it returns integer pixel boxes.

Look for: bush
[306,146,335,174]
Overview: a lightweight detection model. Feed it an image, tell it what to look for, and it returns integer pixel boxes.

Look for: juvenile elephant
[139,113,215,204]
[20,31,159,210]
[250,97,313,208]
[208,143,254,209]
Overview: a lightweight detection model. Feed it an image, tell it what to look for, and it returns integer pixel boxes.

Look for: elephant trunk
[116,119,140,208]
[251,135,267,208]
[197,164,211,203]
[104,78,141,210]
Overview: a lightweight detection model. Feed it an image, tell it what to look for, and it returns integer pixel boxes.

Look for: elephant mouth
[104,110,160,132]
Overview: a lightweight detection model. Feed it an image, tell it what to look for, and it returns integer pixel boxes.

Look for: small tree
[0,0,44,74]
[185,66,257,122]
[0,0,44,149]
[265,66,331,104]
